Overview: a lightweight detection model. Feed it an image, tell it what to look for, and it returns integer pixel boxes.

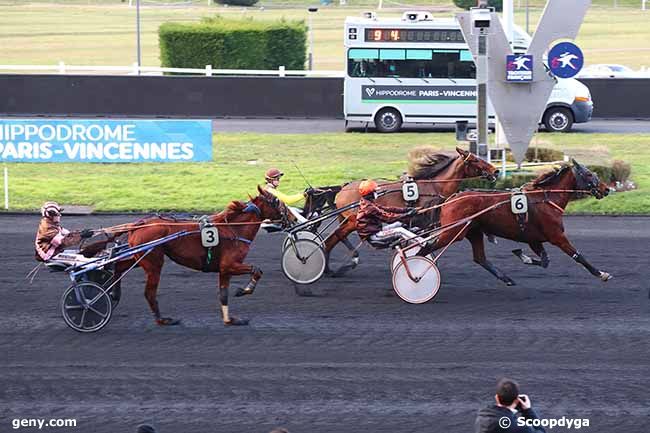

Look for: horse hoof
[156,317,181,326]
[504,278,516,286]
[235,287,254,297]
[600,272,612,282]
[225,316,249,326]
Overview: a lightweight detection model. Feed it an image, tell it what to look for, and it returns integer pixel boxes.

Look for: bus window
[347,48,475,79]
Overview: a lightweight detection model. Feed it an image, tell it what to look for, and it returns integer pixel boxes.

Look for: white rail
[0,63,345,77]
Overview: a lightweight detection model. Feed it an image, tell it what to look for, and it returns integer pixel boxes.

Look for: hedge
[159,18,307,71]
[453,0,503,12]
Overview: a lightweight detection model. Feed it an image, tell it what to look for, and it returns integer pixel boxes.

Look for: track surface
[1,215,649,433]
[212,118,650,134]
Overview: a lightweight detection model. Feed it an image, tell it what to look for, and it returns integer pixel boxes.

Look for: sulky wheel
[282,230,324,253]
[61,281,113,333]
[391,247,419,272]
[281,238,327,285]
[392,256,441,304]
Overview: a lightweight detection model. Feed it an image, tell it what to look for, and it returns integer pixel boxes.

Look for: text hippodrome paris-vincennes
[0,123,195,161]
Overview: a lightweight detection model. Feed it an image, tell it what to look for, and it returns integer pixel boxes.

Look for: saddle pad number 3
[511,193,528,214]
[201,227,219,247]
[402,182,419,201]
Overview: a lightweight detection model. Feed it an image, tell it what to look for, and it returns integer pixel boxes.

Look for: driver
[263,168,315,228]
[34,201,93,262]
[263,168,309,206]
[356,180,424,247]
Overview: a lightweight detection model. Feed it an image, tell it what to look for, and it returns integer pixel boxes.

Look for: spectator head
[494,378,520,408]
[136,424,156,433]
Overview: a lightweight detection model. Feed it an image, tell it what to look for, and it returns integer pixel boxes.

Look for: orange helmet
[265,168,284,182]
[359,180,378,196]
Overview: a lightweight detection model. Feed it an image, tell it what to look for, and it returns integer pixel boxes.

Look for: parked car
[578,64,640,78]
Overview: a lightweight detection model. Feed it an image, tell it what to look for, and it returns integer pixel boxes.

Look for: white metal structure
[343,11,593,133]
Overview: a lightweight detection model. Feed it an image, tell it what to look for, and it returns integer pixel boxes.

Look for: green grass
[1,2,650,71]
[4,132,650,213]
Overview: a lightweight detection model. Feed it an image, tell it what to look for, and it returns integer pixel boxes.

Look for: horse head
[571,159,610,199]
[254,185,292,227]
[456,147,499,182]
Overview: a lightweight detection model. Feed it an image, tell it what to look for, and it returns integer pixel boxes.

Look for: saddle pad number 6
[201,227,219,247]
[511,193,528,214]
[402,182,419,201]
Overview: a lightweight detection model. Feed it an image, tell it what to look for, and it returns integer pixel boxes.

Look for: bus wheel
[543,107,573,133]
[374,108,402,133]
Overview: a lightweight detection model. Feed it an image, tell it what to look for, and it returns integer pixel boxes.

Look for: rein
[377,175,484,188]
[415,189,591,214]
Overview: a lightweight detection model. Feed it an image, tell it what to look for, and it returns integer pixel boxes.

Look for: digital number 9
[374,30,382,41]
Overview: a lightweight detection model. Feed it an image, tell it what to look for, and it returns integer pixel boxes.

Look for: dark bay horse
[323,147,498,270]
[114,186,287,326]
[422,159,611,286]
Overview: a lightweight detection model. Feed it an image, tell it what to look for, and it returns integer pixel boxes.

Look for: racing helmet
[41,201,62,218]
[359,180,378,196]
[265,168,284,182]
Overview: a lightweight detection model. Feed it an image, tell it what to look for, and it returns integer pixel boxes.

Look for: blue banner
[0,119,212,162]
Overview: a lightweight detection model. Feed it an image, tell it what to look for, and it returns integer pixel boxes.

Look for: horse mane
[531,164,571,187]
[212,200,247,222]
[406,146,456,180]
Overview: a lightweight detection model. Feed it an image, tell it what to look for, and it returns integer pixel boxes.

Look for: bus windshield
[347,48,475,79]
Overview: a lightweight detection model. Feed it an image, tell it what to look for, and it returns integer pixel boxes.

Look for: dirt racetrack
[1,214,649,433]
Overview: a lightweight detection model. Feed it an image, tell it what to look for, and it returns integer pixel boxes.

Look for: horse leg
[233,264,263,297]
[467,229,516,286]
[512,242,549,268]
[548,233,612,281]
[139,250,179,326]
[218,273,248,326]
[324,217,360,275]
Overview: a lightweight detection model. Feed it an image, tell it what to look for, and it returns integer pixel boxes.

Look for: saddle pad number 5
[402,182,419,201]
[511,193,528,214]
[201,227,219,247]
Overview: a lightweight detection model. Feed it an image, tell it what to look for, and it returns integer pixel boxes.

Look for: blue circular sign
[548,42,584,78]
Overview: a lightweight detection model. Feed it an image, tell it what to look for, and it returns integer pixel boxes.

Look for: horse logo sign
[506,54,533,82]
[548,41,584,78]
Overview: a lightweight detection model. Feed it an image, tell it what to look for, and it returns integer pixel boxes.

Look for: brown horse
[421,159,611,286]
[113,186,287,326]
[323,147,498,271]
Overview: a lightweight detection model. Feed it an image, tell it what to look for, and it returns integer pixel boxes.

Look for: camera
[470,8,492,29]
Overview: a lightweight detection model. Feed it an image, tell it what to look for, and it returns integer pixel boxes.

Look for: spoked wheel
[281,238,327,285]
[392,256,441,304]
[81,269,120,308]
[282,230,324,252]
[61,282,113,332]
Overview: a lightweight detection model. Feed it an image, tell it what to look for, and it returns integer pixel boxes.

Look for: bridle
[572,164,603,198]
[258,192,291,228]
[462,153,497,182]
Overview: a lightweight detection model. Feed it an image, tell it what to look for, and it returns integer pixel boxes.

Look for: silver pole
[136,0,142,75]
[308,13,313,70]
[3,166,8,210]
[477,29,489,161]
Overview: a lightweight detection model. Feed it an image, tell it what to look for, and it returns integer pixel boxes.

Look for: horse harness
[199,203,259,272]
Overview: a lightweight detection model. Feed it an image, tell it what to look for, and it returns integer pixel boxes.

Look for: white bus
[343,11,593,133]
